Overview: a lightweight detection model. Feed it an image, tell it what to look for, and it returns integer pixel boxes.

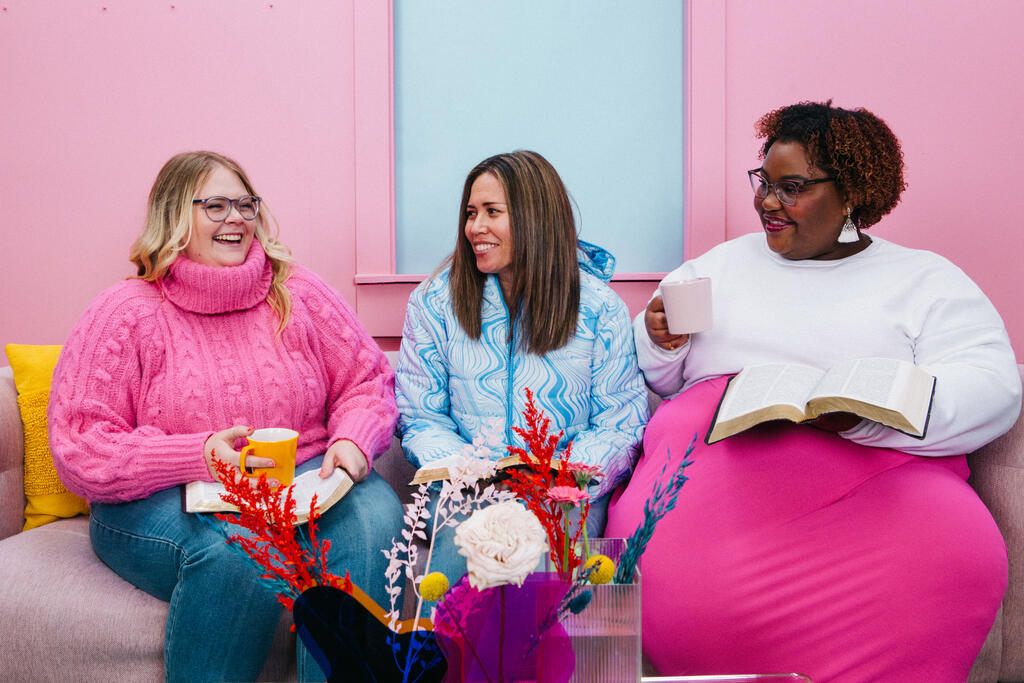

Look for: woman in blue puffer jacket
[394,150,649,580]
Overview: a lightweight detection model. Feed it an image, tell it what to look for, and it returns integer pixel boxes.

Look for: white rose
[453,501,548,590]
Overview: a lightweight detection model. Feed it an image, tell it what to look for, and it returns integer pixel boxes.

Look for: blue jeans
[90,457,404,683]
[421,487,611,585]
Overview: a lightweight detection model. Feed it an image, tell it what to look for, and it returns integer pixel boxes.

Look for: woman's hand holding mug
[645,295,690,351]
[204,425,295,488]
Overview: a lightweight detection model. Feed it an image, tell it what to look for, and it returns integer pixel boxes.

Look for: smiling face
[183,164,257,267]
[464,172,514,291]
[756,140,864,261]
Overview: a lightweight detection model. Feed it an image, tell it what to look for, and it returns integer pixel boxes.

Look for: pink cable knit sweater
[48,242,398,504]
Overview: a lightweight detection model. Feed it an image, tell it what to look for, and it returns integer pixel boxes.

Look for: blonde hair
[129,151,294,332]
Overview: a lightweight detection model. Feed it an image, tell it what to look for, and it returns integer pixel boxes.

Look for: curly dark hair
[755,100,906,229]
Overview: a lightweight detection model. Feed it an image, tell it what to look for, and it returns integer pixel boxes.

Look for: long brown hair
[449,150,579,355]
[129,151,294,332]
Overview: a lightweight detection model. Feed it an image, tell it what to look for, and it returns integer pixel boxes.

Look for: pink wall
[0,1,368,346]
[688,0,1024,356]
[3,1,1024,358]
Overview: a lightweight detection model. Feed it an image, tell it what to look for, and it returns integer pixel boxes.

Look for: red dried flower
[210,457,350,612]
[502,389,588,579]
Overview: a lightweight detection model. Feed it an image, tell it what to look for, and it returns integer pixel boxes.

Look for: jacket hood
[577,239,616,282]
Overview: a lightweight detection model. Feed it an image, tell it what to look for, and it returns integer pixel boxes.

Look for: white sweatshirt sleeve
[633,310,690,398]
[631,263,698,398]
[841,263,1022,455]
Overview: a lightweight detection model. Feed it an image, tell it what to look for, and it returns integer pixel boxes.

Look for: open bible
[705,357,936,445]
[410,453,565,485]
[183,468,353,524]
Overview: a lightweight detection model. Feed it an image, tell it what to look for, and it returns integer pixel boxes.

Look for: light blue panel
[394,0,684,274]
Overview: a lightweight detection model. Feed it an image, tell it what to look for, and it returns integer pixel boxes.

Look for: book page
[812,357,906,409]
[717,363,824,422]
[416,453,468,472]
[409,452,475,484]
[808,357,935,435]
[410,452,563,485]
[292,469,353,515]
[185,469,354,520]
[184,480,236,513]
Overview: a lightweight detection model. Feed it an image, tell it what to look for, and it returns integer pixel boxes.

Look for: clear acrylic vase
[545,537,642,682]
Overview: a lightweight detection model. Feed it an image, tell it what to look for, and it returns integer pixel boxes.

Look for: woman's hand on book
[204,425,276,483]
[645,295,689,352]
[323,439,368,482]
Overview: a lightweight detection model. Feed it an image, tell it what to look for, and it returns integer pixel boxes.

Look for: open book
[410,453,565,485]
[183,468,354,524]
[705,357,936,445]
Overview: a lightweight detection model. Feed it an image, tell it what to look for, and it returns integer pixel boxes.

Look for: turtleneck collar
[162,239,273,314]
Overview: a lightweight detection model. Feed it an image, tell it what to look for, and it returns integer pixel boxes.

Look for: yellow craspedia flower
[584,554,615,585]
[419,572,450,601]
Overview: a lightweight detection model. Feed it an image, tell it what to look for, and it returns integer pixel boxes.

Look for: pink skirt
[605,376,1007,682]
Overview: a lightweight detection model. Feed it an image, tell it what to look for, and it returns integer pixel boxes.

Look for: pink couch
[0,362,1022,681]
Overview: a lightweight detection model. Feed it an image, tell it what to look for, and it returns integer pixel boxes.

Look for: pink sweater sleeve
[47,283,214,503]
[292,270,398,467]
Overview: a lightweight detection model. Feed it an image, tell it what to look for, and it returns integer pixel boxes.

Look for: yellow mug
[238,427,298,488]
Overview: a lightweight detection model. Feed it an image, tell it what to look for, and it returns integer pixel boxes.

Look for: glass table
[642,675,812,682]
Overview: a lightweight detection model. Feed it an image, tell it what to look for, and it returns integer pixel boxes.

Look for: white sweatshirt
[634,233,1022,456]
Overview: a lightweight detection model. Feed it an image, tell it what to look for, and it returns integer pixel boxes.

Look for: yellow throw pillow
[4,344,89,531]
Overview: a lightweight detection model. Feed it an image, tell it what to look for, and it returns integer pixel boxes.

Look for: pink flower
[567,463,604,486]
[546,486,589,506]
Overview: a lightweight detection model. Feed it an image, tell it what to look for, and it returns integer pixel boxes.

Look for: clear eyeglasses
[748,170,834,206]
[192,195,261,222]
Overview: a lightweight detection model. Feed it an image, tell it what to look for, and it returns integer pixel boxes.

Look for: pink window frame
[351,0,726,338]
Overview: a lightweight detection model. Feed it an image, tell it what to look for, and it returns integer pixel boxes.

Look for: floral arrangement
[501,389,601,580]
[202,457,447,682]
[204,394,696,682]
[374,409,579,680]
[433,498,575,681]
[380,419,516,630]
[204,456,348,612]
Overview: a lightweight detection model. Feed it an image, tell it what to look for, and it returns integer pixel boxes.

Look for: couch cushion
[4,344,89,530]
[0,517,166,680]
[0,367,25,540]
[0,515,298,681]
[377,350,419,504]
[969,429,1024,680]
[373,437,418,505]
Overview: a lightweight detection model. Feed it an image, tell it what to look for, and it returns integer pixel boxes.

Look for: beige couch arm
[967,365,1024,681]
[0,366,26,540]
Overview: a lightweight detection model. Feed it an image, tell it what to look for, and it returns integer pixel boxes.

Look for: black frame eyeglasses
[748,170,834,206]
[192,195,261,222]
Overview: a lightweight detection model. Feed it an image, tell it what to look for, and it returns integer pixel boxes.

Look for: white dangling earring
[837,207,858,243]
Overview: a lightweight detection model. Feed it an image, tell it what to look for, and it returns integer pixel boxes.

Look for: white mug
[660,277,712,335]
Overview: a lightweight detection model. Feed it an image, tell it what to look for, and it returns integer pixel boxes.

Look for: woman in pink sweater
[48,151,404,683]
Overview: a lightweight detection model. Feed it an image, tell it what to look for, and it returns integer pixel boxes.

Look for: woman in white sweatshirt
[606,101,1021,682]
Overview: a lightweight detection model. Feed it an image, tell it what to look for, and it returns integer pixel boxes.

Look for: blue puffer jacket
[395,241,649,498]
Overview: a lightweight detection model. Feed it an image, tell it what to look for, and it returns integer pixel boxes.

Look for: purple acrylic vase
[433,573,575,682]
